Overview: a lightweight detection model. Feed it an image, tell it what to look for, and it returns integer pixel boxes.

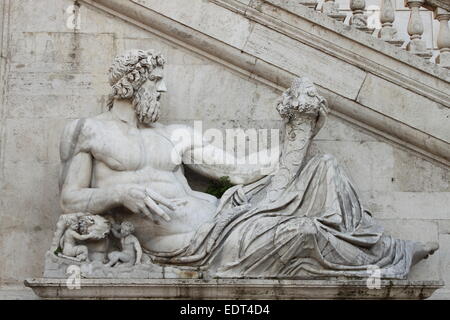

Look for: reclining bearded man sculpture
[46,49,438,280]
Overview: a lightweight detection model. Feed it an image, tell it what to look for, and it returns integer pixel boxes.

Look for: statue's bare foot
[412,242,439,265]
[425,242,439,256]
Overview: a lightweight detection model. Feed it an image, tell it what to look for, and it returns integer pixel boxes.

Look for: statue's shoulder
[60,113,111,161]
[158,123,194,136]
[156,123,195,147]
[126,233,139,243]
[62,113,112,139]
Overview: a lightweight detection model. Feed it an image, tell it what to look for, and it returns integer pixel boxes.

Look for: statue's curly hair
[276,77,328,119]
[106,49,166,110]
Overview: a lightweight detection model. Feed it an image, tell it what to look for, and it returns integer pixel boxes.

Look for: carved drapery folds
[43,71,438,280]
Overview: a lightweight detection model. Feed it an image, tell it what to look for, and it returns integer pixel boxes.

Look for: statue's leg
[62,245,76,258]
[304,154,440,273]
[117,252,133,266]
[75,245,89,261]
[50,219,67,252]
[105,251,120,267]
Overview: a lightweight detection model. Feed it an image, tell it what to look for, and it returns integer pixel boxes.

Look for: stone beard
[132,85,161,124]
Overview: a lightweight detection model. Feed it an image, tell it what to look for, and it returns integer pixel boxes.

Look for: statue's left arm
[71,231,95,241]
[165,124,279,185]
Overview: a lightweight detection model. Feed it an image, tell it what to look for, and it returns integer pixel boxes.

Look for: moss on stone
[205,176,234,198]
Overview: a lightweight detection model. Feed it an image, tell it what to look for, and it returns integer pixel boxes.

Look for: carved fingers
[121,186,166,222]
[122,186,178,222]
[138,200,153,220]
[143,196,171,222]
[145,188,175,211]
[171,198,188,207]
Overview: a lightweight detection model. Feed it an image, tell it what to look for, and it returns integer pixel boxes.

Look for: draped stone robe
[149,114,418,280]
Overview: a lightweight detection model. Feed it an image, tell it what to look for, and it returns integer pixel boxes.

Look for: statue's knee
[79,252,87,259]
[108,251,118,260]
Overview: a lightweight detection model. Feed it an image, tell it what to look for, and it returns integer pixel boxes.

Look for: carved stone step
[327,13,347,22]
[356,26,376,35]
[386,39,406,47]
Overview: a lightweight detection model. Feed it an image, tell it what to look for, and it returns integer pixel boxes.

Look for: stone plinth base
[24,279,443,300]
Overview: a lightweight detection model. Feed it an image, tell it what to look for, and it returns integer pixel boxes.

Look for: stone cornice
[223,0,450,103]
[423,0,450,11]
[81,0,450,166]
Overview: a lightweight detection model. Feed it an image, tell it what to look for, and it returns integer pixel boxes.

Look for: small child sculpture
[105,221,142,267]
[59,217,93,262]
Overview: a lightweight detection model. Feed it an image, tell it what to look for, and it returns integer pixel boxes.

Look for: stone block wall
[0,0,448,298]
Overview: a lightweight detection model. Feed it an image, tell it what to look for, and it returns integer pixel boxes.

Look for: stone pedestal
[321,1,347,22]
[406,39,433,58]
[24,278,443,300]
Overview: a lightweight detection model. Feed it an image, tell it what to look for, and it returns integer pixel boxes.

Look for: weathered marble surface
[88,0,450,164]
[24,278,444,300]
[0,0,448,299]
[41,49,437,281]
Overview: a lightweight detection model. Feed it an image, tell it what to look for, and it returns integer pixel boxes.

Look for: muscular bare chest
[87,121,179,172]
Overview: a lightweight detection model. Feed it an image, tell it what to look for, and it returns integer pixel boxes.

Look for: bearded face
[107,49,167,119]
[132,84,162,124]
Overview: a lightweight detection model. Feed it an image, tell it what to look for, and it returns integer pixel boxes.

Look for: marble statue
[50,213,110,262]
[59,216,91,262]
[106,221,142,267]
[45,49,438,280]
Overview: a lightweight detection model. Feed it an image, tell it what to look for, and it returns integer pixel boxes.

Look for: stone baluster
[404,0,432,58]
[379,0,404,46]
[321,0,347,22]
[350,0,374,33]
[434,7,450,68]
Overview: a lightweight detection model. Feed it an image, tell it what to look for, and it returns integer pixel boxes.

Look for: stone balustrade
[379,0,404,47]
[405,0,432,58]
[300,0,450,67]
[320,0,347,21]
[433,7,450,68]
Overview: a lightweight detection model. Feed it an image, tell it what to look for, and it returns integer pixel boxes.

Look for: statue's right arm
[59,119,123,214]
[60,151,123,214]
[110,227,121,239]
[59,120,172,221]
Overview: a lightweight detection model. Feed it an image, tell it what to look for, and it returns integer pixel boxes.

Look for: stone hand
[170,198,188,208]
[112,222,121,231]
[120,186,172,222]
[85,231,98,239]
